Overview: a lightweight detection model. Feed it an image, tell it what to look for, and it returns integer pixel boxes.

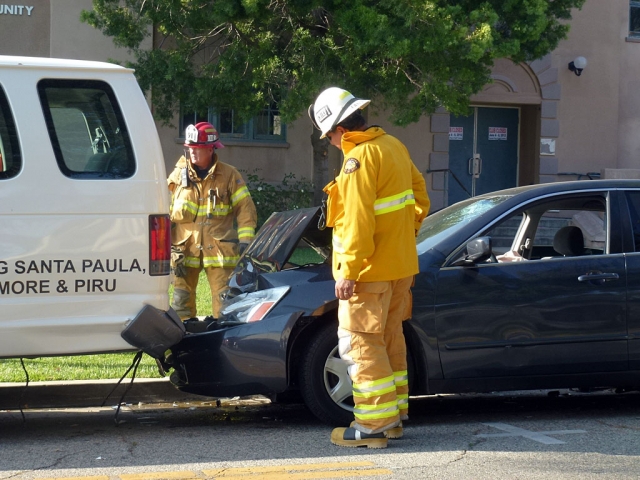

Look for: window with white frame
[631,1,640,37]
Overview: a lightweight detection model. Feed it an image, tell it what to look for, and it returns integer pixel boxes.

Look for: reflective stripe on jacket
[323,127,430,282]
[168,155,257,267]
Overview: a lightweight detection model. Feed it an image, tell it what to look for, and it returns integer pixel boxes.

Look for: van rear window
[38,79,135,179]
[0,85,21,180]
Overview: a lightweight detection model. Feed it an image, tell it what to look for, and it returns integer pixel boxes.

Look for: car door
[621,189,640,370]
[434,191,628,379]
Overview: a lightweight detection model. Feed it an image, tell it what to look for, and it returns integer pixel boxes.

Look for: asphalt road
[2,385,640,480]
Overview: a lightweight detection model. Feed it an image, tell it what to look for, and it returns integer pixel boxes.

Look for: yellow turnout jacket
[323,127,430,282]
[168,155,257,269]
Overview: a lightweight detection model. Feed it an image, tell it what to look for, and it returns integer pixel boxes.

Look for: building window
[631,1,640,37]
[252,103,284,140]
[181,103,286,144]
[180,110,208,135]
[218,109,248,139]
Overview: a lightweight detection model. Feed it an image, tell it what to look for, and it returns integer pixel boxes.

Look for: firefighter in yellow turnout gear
[309,88,430,448]
[168,122,257,319]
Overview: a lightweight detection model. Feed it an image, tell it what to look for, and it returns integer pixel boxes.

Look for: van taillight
[149,214,171,276]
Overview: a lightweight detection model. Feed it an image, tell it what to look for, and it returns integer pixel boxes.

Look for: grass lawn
[0,353,163,383]
[0,248,325,383]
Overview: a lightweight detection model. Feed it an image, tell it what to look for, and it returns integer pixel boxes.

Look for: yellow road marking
[36,461,392,480]
[211,469,391,479]
[203,461,376,475]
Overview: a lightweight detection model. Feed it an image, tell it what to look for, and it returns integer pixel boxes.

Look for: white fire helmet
[308,87,370,138]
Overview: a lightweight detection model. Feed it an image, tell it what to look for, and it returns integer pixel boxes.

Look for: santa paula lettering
[0,257,144,295]
[82,259,141,273]
[14,259,76,274]
[0,258,143,275]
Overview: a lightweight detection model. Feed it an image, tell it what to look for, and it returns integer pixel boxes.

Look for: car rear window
[37,79,135,179]
[0,85,21,180]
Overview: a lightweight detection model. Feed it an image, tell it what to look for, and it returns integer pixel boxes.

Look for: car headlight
[219,286,290,323]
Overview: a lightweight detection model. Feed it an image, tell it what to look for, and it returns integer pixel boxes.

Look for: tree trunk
[311,128,330,206]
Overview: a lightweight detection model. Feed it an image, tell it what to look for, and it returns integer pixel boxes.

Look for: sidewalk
[0,377,214,410]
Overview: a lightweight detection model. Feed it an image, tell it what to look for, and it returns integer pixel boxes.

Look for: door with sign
[448,107,519,206]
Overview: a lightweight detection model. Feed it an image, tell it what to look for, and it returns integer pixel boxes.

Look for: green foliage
[244,170,314,227]
[82,0,585,126]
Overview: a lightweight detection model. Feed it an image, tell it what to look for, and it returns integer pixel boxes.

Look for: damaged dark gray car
[131,180,640,426]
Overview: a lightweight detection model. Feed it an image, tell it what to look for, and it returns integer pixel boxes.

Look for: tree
[83,0,585,124]
[82,0,585,200]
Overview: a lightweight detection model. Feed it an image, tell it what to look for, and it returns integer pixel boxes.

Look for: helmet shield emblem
[316,105,332,124]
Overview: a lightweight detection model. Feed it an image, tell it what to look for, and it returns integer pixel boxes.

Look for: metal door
[448,107,519,206]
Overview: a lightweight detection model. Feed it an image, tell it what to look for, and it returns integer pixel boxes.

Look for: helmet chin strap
[327,97,359,133]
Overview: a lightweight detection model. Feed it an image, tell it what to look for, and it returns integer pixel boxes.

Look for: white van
[0,55,180,359]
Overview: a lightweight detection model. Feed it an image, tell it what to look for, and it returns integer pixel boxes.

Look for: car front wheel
[298,320,354,426]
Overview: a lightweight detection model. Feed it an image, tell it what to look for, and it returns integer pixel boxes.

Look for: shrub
[244,170,315,227]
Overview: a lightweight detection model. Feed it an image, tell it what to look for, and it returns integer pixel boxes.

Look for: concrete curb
[0,377,215,410]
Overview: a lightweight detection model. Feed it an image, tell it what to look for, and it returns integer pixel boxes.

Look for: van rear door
[0,58,172,358]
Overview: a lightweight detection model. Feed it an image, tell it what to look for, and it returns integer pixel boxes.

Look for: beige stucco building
[1,0,639,210]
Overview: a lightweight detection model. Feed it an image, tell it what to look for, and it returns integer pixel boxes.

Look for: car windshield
[417,195,513,254]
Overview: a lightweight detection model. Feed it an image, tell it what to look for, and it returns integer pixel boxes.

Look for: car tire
[298,320,354,426]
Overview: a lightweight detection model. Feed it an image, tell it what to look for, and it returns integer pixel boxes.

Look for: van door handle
[578,272,619,283]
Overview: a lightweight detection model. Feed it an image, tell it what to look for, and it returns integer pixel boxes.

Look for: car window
[37,79,135,179]
[483,194,607,262]
[0,85,21,180]
[625,191,640,252]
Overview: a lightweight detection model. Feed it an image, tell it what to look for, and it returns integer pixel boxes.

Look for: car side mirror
[451,237,493,266]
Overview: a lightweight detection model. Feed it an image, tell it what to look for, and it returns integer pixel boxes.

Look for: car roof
[476,179,640,201]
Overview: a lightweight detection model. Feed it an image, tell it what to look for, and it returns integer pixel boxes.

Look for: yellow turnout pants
[338,275,413,434]
[172,264,234,319]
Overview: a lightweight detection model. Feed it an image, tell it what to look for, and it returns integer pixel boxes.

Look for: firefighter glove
[239,243,248,256]
[171,247,187,278]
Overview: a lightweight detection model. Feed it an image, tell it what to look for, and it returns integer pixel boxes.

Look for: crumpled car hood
[229,206,332,292]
